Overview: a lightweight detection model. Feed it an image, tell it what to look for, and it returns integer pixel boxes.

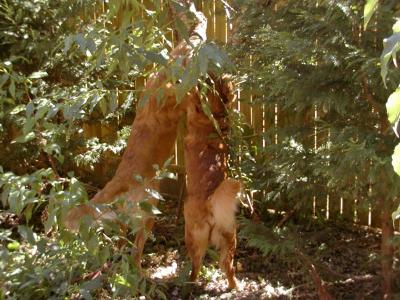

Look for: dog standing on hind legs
[183,76,240,289]
[64,2,241,289]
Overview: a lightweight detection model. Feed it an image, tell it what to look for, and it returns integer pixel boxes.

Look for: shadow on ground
[143,203,399,299]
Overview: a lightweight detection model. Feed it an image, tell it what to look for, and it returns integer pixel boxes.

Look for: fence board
[203,0,215,39]
[342,198,355,223]
[215,0,227,43]
[82,1,390,231]
[252,104,263,148]
[328,194,341,221]
[356,198,369,226]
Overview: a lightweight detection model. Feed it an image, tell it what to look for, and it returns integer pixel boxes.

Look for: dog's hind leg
[184,206,210,282]
[218,230,238,289]
[133,216,155,272]
[209,179,241,289]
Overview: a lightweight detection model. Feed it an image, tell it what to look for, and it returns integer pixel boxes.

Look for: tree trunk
[381,199,394,299]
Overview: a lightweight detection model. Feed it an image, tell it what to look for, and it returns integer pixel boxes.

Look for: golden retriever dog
[184,76,240,289]
[64,71,187,267]
[65,2,240,288]
[64,2,207,267]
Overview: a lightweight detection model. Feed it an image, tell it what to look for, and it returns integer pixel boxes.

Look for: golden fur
[65,4,240,288]
[183,76,239,289]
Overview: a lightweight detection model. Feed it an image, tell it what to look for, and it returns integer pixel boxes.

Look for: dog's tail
[208,178,241,232]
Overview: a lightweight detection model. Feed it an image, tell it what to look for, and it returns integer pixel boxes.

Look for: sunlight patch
[150,261,178,279]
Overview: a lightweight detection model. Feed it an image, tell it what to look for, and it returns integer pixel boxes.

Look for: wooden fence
[81,0,396,230]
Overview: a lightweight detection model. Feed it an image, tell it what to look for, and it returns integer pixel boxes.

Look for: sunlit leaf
[8,79,15,98]
[18,225,37,244]
[0,73,9,88]
[139,201,162,215]
[145,188,164,201]
[13,132,35,144]
[381,33,400,85]
[363,0,378,30]
[22,118,35,135]
[28,71,48,79]
[393,203,400,221]
[9,105,25,115]
[386,89,400,124]
[174,17,190,43]
[392,143,400,176]
[7,241,20,251]
[143,50,168,66]
[393,19,400,33]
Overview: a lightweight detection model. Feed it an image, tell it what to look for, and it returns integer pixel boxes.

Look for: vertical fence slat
[252,104,263,147]
[342,198,355,223]
[356,199,369,226]
[215,0,227,43]
[87,1,391,231]
[203,0,215,39]
[329,194,341,221]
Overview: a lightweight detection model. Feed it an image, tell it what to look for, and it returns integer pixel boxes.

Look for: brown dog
[184,76,240,289]
[64,3,240,288]
[64,72,187,267]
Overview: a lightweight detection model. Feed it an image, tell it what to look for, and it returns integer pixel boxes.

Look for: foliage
[239,218,294,257]
[0,0,233,298]
[363,1,400,220]
[230,0,400,220]
[229,2,400,295]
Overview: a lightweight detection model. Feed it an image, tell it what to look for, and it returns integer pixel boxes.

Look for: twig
[277,209,296,228]
[175,174,186,225]
[295,249,334,300]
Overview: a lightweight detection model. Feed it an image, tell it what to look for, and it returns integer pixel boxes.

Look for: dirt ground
[143,204,400,300]
[2,202,399,299]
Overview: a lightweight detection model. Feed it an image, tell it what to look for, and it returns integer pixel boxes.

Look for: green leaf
[13,132,35,143]
[139,201,162,215]
[86,38,96,54]
[64,35,74,53]
[386,89,400,124]
[143,50,168,66]
[23,117,35,135]
[28,71,48,79]
[7,241,20,251]
[26,102,34,117]
[393,19,400,33]
[99,97,108,116]
[145,188,165,201]
[89,92,103,113]
[174,17,190,43]
[381,33,400,85]
[393,203,400,221]
[109,91,118,112]
[9,104,25,115]
[8,79,15,98]
[200,94,222,136]
[139,279,147,295]
[0,73,9,89]
[80,277,102,293]
[75,34,87,55]
[87,235,99,255]
[392,143,400,176]
[18,225,37,244]
[363,0,378,30]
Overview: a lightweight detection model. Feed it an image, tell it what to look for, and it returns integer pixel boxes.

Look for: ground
[1,200,399,299]
[143,200,398,299]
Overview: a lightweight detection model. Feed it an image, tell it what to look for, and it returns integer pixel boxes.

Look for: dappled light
[1,0,400,299]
